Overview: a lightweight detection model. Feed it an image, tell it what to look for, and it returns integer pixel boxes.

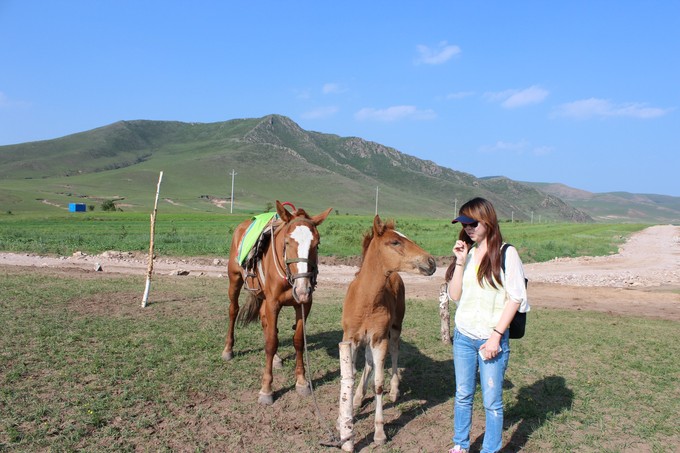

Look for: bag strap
[500,242,511,273]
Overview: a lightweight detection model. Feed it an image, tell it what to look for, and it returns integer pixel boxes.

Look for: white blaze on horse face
[290,225,313,274]
[395,231,409,240]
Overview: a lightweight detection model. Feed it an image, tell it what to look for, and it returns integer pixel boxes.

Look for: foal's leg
[292,302,312,396]
[389,290,406,402]
[221,271,243,361]
[371,341,389,445]
[388,326,401,402]
[353,345,374,411]
[258,301,281,405]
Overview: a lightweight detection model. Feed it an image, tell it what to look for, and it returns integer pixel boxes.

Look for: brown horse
[341,215,436,445]
[222,201,332,405]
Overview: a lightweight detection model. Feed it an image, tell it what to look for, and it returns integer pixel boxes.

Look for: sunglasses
[462,221,479,229]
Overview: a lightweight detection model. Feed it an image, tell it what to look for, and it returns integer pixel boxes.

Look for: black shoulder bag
[501,243,528,339]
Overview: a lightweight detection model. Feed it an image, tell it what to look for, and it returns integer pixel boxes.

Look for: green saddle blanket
[237,211,278,265]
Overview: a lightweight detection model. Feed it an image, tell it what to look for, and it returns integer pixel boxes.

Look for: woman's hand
[480,338,501,360]
[453,240,469,262]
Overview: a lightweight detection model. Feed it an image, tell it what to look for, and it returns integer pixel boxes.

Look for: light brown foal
[341,215,436,445]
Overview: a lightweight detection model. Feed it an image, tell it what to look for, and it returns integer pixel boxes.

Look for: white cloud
[484,85,549,108]
[355,105,436,122]
[415,41,461,65]
[322,83,345,95]
[503,86,549,108]
[300,106,339,119]
[553,98,672,119]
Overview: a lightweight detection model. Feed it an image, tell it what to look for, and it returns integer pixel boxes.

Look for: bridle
[270,217,320,298]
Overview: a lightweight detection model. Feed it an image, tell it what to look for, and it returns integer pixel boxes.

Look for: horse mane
[294,207,309,218]
[358,218,396,269]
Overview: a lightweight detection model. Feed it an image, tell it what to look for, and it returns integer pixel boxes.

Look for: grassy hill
[527,182,680,223]
[0,115,666,222]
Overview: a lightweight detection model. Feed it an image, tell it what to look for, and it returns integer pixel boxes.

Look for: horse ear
[312,207,333,226]
[373,214,386,236]
[276,200,292,222]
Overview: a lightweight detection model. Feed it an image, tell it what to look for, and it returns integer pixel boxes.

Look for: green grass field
[0,269,677,452]
[1,212,673,451]
[0,211,648,262]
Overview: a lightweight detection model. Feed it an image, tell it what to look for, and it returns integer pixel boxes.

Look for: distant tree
[101,200,117,212]
[264,202,274,212]
[88,205,95,211]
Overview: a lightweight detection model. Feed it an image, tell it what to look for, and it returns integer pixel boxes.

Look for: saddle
[239,212,278,293]
[237,203,297,294]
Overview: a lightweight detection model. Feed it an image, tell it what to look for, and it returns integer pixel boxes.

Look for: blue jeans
[452,328,510,453]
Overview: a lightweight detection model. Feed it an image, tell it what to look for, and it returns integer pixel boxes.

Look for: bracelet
[493,328,504,336]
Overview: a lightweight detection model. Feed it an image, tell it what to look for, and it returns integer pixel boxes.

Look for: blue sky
[1,1,678,196]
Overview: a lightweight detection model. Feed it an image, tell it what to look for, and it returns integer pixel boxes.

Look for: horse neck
[262,223,287,281]
[355,246,393,292]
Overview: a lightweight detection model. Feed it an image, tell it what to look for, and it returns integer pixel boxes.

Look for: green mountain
[526,182,680,223]
[0,114,608,222]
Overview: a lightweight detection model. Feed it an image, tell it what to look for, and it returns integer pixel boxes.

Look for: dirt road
[1,224,678,319]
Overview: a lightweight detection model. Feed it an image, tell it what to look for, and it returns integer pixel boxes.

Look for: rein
[251,214,344,446]
[299,303,353,448]
[270,216,344,446]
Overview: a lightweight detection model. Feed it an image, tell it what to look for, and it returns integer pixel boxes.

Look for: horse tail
[236,292,262,327]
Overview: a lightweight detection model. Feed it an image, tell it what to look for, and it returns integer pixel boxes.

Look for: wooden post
[439,282,451,344]
[337,341,354,452]
[142,171,163,308]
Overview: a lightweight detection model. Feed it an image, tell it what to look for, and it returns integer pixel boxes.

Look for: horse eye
[390,240,401,246]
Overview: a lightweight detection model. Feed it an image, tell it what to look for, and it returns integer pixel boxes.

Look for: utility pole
[375,186,379,215]
[230,169,237,214]
[454,198,458,215]
[531,211,534,224]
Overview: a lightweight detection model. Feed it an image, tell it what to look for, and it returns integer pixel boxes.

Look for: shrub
[101,200,117,212]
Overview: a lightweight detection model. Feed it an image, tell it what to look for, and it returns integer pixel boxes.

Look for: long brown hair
[445,197,504,288]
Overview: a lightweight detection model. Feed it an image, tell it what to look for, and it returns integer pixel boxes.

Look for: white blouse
[453,245,530,340]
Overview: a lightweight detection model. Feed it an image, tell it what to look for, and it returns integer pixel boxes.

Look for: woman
[446,197,529,453]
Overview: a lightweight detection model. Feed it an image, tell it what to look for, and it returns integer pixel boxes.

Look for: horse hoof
[374,434,387,446]
[273,354,283,369]
[258,392,274,405]
[221,351,233,361]
[296,382,311,396]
